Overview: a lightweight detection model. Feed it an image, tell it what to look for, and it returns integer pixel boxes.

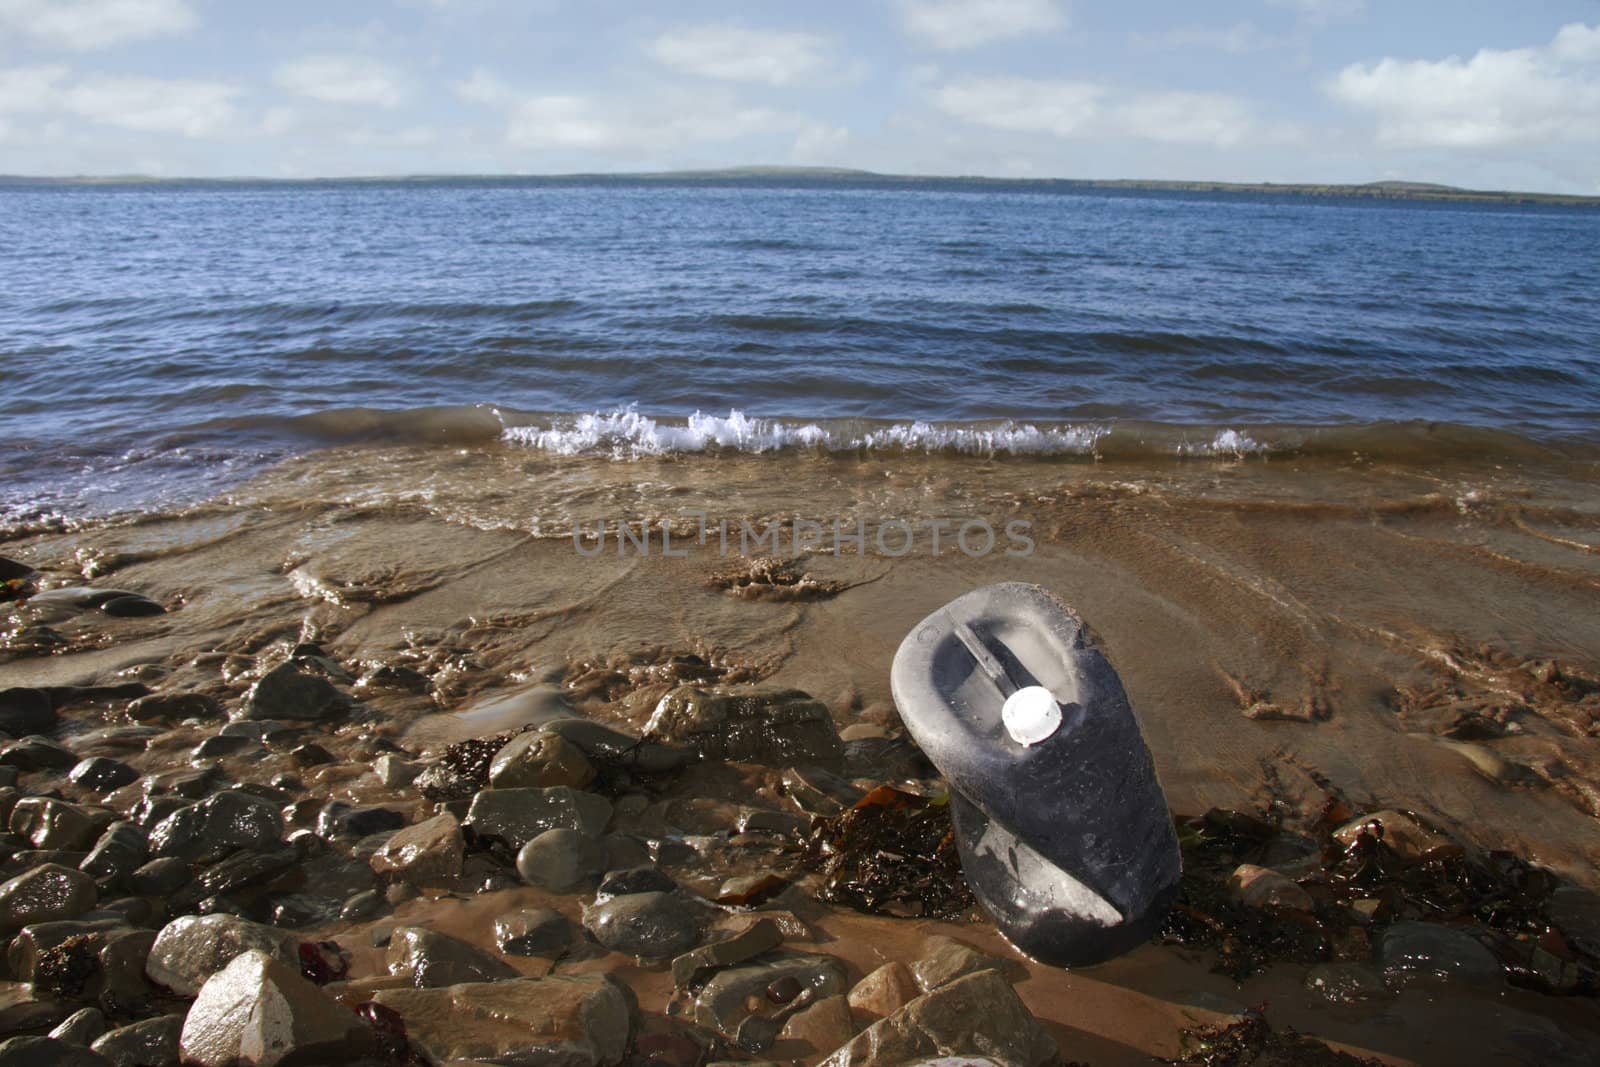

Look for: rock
[371,755,419,789]
[357,665,430,693]
[88,1014,181,1067]
[126,858,189,897]
[385,926,517,987]
[779,767,864,817]
[1550,886,1600,959]
[67,760,138,794]
[1379,921,1504,990]
[148,791,283,862]
[370,974,634,1067]
[0,1036,112,1066]
[340,891,384,922]
[0,736,78,772]
[1227,864,1315,913]
[179,950,376,1067]
[819,970,1055,1067]
[316,803,406,839]
[515,828,607,893]
[268,894,340,929]
[464,787,612,849]
[238,664,350,723]
[367,812,463,887]
[144,914,299,997]
[494,908,576,956]
[9,919,124,985]
[0,865,98,933]
[489,730,596,790]
[125,693,221,723]
[585,892,708,961]
[181,847,299,903]
[1304,962,1389,1004]
[646,686,844,765]
[671,918,782,989]
[595,866,678,903]
[0,689,57,738]
[543,719,689,774]
[94,929,159,1014]
[49,1007,108,1046]
[98,596,164,619]
[693,952,847,1047]
[779,995,856,1055]
[847,962,920,1023]
[79,823,147,884]
[1332,810,1450,861]
[10,799,112,852]
[189,736,254,761]
[909,937,1019,993]
[736,809,811,838]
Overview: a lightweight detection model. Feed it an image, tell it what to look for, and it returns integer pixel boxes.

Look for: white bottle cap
[1001,685,1062,746]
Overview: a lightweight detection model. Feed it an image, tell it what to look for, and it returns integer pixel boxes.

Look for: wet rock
[0,1036,112,1066]
[584,892,708,960]
[0,864,98,933]
[126,858,189,897]
[715,873,788,908]
[148,791,283,863]
[49,1006,108,1046]
[268,894,341,929]
[289,743,334,768]
[464,786,612,849]
[0,689,57,738]
[98,596,164,619]
[1227,864,1315,913]
[515,828,607,893]
[737,809,811,838]
[544,719,689,774]
[371,755,419,789]
[370,974,634,1067]
[11,799,112,852]
[1332,810,1449,861]
[93,929,158,1015]
[189,736,253,762]
[357,664,430,693]
[693,951,847,1047]
[489,730,597,790]
[780,767,864,817]
[671,918,782,989]
[779,995,856,1056]
[820,969,1055,1067]
[385,926,517,987]
[237,664,350,723]
[494,908,576,956]
[646,686,843,765]
[909,936,1019,992]
[67,760,138,794]
[412,763,475,803]
[316,803,405,839]
[179,950,377,1067]
[0,981,75,1037]
[1379,922,1503,990]
[9,919,124,986]
[367,811,463,887]
[144,914,299,996]
[595,866,678,903]
[125,693,222,723]
[340,891,384,922]
[847,962,920,1023]
[88,1013,181,1066]
[181,847,299,903]
[1549,885,1600,959]
[0,736,79,772]
[1304,962,1389,1004]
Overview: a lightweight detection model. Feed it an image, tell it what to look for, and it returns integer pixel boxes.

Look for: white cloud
[1138,21,1285,55]
[930,77,1261,147]
[649,26,833,87]
[275,55,405,109]
[1266,0,1365,24]
[0,65,69,112]
[0,0,194,51]
[62,75,238,135]
[896,0,1067,51]
[502,90,794,153]
[453,69,512,106]
[790,122,851,163]
[1329,24,1600,148]
[1117,92,1256,146]
[932,77,1102,136]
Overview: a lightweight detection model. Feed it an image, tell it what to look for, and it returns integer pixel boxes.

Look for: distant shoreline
[3,165,1598,207]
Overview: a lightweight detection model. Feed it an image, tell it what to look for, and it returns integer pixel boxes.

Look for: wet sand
[4,442,1599,1063]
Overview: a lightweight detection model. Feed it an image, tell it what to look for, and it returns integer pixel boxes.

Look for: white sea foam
[1176,428,1266,457]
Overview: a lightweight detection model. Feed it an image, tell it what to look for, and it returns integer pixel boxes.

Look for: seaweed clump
[804,785,974,918]
[1165,1013,1385,1067]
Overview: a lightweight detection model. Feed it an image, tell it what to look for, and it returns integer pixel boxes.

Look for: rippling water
[2,176,1597,520]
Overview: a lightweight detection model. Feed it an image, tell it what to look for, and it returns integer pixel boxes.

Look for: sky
[0,0,1597,192]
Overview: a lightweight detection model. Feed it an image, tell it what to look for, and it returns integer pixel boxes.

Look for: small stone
[182,848,299,903]
[125,693,221,723]
[67,759,138,794]
[909,936,1018,992]
[1304,962,1390,1004]
[370,975,634,1067]
[367,811,464,888]
[0,736,79,772]
[0,865,98,933]
[671,918,782,989]
[1227,863,1315,913]
[0,688,57,738]
[189,736,253,761]
[147,791,283,863]
[596,866,678,902]
[0,1036,112,1066]
[779,767,864,817]
[585,892,708,960]
[290,743,336,767]
[268,894,341,929]
[78,823,147,884]
[464,786,613,849]
[1549,886,1600,959]
[489,730,597,790]
[1332,810,1450,861]
[1379,922,1504,990]
[49,1006,108,1046]
[778,995,855,1055]
[127,858,190,896]
[10,798,111,852]
[494,908,576,956]
[694,952,848,1043]
[543,719,689,774]
[144,914,299,996]
[88,1014,181,1067]
[357,665,430,693]
[316,803,405,839]
[179,950,376,1067]
[386,926,518,987]
[515,828,607,893]
[847,962,920,1023]
[237,663,350,722]
[736,809,811,838]
[385,881,419,905]
[371,755,419,789]
[646,686,844,765]
[340,890,384,922]
[819,969,1055,1067]
[98,596,165,618]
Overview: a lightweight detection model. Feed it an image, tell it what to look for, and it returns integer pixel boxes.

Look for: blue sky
[1,0,1597,192]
